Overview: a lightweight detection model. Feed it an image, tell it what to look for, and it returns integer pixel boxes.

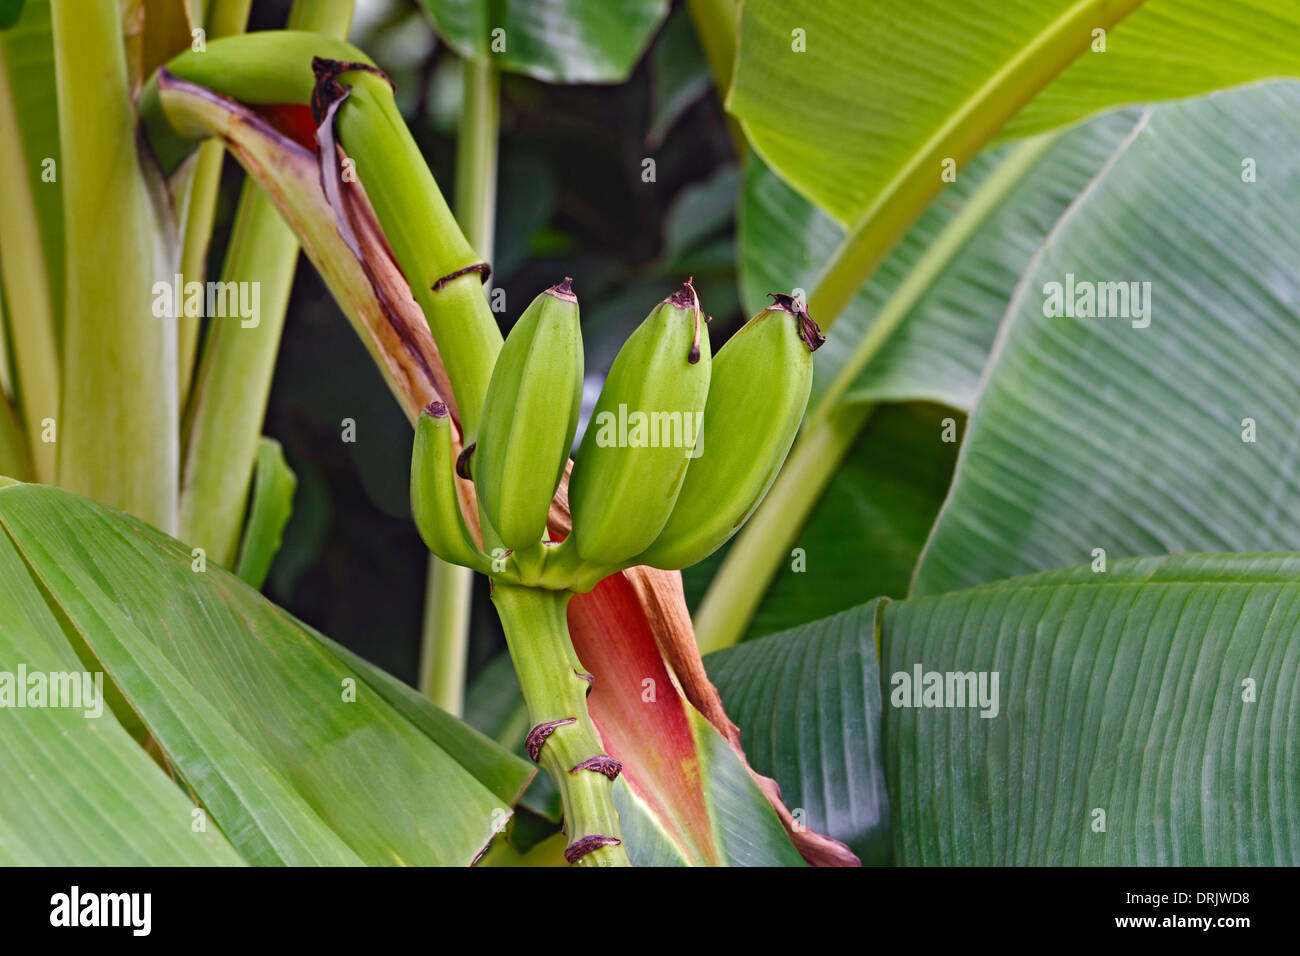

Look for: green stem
[178,175,298,566]
[685,0,746,160]
[177,0,355,568]
[491,584,630,867]
[52,0,177,532]
[0,42,59,484]
[418,556,471,714]
[695,135,1061,650]
[419,56,498,714]
[453,57,498,260]
[176,0,253,405]
[693,403,869,654]
[0,392,32,482]
[0,41,58,486]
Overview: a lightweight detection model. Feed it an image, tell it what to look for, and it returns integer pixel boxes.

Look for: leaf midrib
[805,0,1150,333]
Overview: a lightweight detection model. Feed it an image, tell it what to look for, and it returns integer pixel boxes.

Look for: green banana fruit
[474,280,583,552]
[411,401,488,573]
[566,282,711,567]
[636,294,824,571]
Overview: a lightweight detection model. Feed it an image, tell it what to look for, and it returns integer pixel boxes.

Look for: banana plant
[3,0,1299,869]
[0,0,827,867]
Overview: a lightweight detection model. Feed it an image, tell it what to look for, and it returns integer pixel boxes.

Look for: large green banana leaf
[705,601,890,864]
[914,81,1300,595]
[0,519,243,865]
[740,111,1142,414]
[417,0,669,83]
[706,552,1300,866]
[0,480,534,865]
[729,0,1300,226]
[886,554,1300,865]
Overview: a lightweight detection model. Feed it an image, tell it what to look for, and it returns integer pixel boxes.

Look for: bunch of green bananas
[411,280,824,590]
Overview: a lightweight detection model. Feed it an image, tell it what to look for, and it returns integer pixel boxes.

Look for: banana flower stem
[490,583,630,866]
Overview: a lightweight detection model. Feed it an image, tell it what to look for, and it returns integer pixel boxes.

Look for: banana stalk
[491,584,629,867]
[330,68,502,439]
[142,59,454,423]
[176,0,254,402]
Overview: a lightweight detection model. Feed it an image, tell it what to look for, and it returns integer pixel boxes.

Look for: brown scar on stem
[573,668,594,695]
[432,262,492,291]
[424,400,449,418]
[525,718,576,762]
[563,835,622,864]
[768,292,826,352]
[455,442,475,479]
[570,755,622,781]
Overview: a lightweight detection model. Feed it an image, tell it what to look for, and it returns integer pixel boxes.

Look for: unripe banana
[474,280,583,552]
[636,294,823,570]
[411,402,489,573]
[567,282,711,567]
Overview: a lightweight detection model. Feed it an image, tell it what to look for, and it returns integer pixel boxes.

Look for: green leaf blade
[707,602,890,864]
[0,525,244,866]
[730,0,1300,229]
[0,482,529,865]
[418,0,669,84]
[914,82,1300,595]
[884,554,1300,865]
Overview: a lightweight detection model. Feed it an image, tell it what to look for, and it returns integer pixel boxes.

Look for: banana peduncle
[490,584,630,867]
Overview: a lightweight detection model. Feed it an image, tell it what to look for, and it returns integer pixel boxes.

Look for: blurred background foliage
[222,0,742,685]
